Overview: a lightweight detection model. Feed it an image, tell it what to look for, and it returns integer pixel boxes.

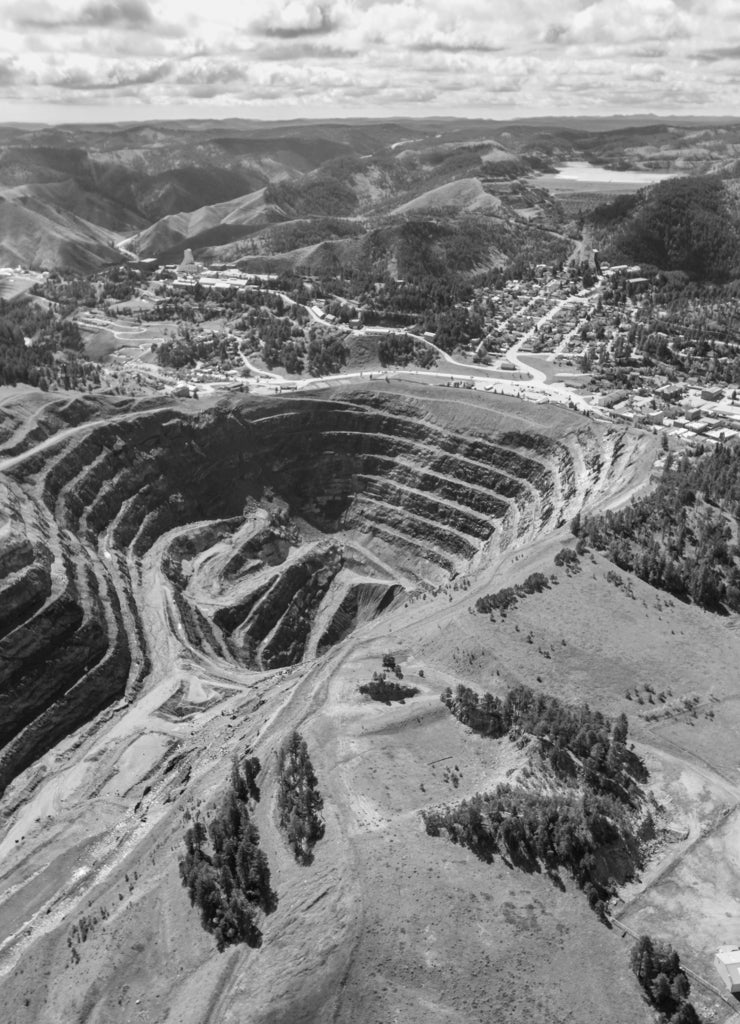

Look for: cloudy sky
[1,0,739,122]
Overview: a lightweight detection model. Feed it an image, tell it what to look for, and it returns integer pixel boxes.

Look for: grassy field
[518,353,593,387]
[80,322,171,362]
[0,274,40,302]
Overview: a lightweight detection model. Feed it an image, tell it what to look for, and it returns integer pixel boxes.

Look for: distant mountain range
[3,116,740,274]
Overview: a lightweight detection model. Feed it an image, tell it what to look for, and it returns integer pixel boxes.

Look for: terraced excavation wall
[0,386,635,792]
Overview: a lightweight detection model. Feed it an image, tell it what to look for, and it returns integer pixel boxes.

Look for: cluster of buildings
[165,250,279,292]
[597,380,740,445]
[472,268,587,361]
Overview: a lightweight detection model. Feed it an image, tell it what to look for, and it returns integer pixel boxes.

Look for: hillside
[129,188,286,261]
[390,177,504,217]
[5,116,740,272]
[0,194,121,272]
[588,175,740,279]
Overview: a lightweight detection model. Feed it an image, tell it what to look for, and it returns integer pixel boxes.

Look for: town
[10,247,731,458]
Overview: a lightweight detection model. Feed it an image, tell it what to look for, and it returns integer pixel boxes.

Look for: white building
[715,947,740,993]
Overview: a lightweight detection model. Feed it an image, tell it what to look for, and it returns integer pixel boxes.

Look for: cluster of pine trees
[424,684,647,913]
[377,333,436,368]
[305,335,348,377]
[156,332,227,370]
[424,783,633,916]
[0,297,94,389]
[359,653,419,703]
[179,751,276,951]
[31,273,99,314]
[475,571,551,616]
[265,217,364,254]
[575,445,740,612]
[630,935,701,1023]
[277,731,325,865]
[442,683,643,800]
[265,176,359,218]
[359,675,419,703]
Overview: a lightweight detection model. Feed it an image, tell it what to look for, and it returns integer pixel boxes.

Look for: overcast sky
[1,0,739,122]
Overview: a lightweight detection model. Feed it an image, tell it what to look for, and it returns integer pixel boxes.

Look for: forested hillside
[0,297,99,389]
[590,177,740,280]
[575,442,740,611]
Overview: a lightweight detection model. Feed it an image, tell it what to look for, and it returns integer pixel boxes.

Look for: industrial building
[715,947,740,993]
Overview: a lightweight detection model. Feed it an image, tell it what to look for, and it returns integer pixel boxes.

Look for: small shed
[715,947,740,993]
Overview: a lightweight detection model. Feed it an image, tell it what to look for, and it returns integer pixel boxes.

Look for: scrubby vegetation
[630,935,700,1023]
[575,443,740,612]
[424,684,647,914]
[277,731,325,865]
[178,750,276,950]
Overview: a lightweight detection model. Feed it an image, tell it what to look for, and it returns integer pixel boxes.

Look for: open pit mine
[0,382,654,1024]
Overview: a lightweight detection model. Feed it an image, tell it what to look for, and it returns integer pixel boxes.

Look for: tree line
[475,571,551,616]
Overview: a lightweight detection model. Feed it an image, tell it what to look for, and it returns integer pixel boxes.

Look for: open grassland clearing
[79,320,173,363]
[418,546,739,729]
[334,799,651,1024]
[645,695,740,783]
[0,276,41,302]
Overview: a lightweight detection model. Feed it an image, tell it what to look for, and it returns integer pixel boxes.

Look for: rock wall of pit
[0,386,640,792]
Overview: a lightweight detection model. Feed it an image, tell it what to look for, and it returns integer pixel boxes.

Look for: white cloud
[0,0,740,117]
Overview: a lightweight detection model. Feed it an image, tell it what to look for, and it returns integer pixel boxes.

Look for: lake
[528,161,678,193]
